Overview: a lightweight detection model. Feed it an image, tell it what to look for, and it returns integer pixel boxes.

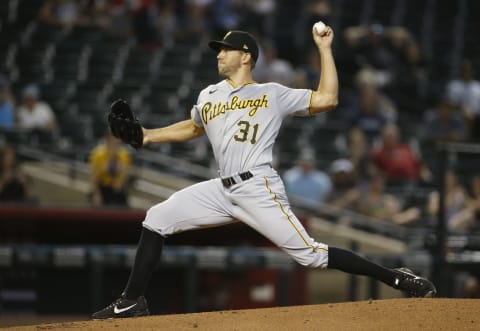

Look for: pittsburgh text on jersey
[201,94,269,124]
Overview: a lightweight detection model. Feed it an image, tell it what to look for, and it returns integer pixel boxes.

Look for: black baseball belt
[221,171,253,188]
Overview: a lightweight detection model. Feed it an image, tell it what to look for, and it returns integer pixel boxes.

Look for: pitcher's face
[217,47,244,77]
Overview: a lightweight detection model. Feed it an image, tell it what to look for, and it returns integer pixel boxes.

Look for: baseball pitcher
[93,26,436,319]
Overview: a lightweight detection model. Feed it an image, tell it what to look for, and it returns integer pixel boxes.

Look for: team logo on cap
[243,44,249,50]
[223,31,232,40]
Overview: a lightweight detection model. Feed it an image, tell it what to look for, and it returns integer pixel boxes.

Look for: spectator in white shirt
[17,84,57,131]
[446,59,480,140]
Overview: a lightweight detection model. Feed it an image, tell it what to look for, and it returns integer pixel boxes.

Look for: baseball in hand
[314,21,326,35]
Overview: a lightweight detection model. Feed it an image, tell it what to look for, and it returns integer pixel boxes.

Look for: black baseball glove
[107,99,143,149]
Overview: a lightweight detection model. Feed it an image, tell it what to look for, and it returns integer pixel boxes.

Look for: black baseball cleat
[91,295,150,320]
[393,267,437,298]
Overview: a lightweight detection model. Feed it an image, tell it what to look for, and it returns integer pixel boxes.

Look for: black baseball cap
[209,31,259,62]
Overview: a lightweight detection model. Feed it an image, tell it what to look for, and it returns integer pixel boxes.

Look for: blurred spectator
[352,175,421,225]
[326,158,360,210]
[356,69,398,121]
[254,40,296,86]
[17,84,57,131]
[464,175,480,231]
[330,127,373,182]
[283,148,332,209]
[347,82,397,140]
[426,170,468,233]
[132,0,162,50]
[76,0,112,29]
[343,24,420,90]
[421,98,467,143]
[240,0,276,38]
[343,23,395,87]
[464,274,480,298]
[352,175,401,220]
[371,123,431,185]
[295,48,321,89]
[210,0,242,37]
[105,0,134,39]
[344,127,375,181]
[438,174,480,234]
[448,175,480,299]
[39,0,80,28]
[178,0,216,40]
[446,59,480,141]
[294,0,332,53]
[306,0,332,24]
[158,0,178,43]
[0,75,15,129]
[0,144,34,203]
[89,132,131,207]
[394,34,427,99]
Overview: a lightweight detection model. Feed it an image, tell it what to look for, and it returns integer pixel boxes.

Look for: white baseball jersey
[191,80,312,176]
[144,80,329,268]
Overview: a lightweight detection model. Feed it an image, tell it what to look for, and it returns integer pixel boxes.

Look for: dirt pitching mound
[3,298,480,331]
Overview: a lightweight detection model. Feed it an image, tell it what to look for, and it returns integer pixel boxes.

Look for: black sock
[328,246,397,287]
[123,227,164,300]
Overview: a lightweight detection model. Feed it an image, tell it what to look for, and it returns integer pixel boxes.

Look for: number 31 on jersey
[234,120,259,144]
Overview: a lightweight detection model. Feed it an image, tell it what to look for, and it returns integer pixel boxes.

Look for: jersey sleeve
[190,104,204,128]
[190,86,213,127]
[274,83,313,117]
